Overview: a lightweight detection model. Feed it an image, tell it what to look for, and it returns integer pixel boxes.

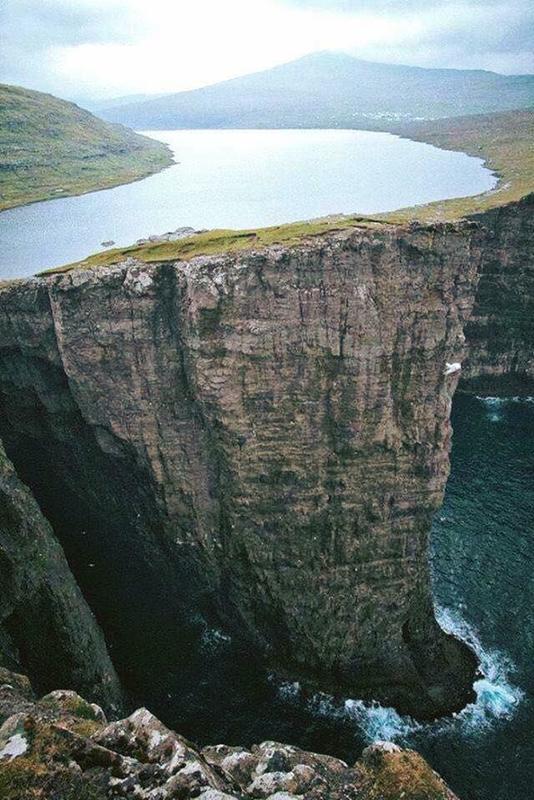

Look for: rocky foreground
[0,669,457,800]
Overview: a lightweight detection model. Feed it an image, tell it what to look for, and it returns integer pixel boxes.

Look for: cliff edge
[0,668,459,800]
[1,192,532,720]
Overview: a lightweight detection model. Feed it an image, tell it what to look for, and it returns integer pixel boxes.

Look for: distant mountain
[88,93,166,112]
[0,83,172,211]
[100,52,534,130]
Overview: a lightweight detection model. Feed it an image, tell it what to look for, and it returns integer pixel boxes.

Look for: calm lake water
[0,128,496,279]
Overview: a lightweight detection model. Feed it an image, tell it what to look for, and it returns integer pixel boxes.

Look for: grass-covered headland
[0,84,173,212]
[43,108,533,277]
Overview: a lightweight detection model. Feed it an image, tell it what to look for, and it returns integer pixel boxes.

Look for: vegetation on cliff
[0,83,173,211]
[41,108,533,276]
[0,227,482,721]
[0,668,458,800]
[383,109,534,221]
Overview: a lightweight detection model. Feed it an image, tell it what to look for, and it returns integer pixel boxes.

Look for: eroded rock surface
[0,443,122,711]
[0,670,458,800]
[462,194,534,392]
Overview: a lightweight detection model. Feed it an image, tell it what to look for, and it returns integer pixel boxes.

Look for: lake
[0,128,496,279]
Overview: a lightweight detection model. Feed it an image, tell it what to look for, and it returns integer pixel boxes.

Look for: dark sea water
[421,394,534,799]
[0,128,495,279]
[126,393,533,800]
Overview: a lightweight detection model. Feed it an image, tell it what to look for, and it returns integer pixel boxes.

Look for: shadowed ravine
[0,196,532,747]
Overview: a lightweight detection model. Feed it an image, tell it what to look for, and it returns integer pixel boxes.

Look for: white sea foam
[476,396,534,403]
[343,699,417,742]
[475,395,534,423]
[434,607,523,731]
[348,607,523,743]
[276,606,523,746]
[277,680,301,701]
[200,627,231,652]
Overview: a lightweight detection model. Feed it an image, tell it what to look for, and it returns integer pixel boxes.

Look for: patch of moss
[38,694,99,721]
[359,750,452,800]
[40,217,382,276]
[0,758,106,800]
[0,717,101,800]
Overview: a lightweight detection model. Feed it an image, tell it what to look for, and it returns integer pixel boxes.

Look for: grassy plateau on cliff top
[0,83,173,212]
[36,107,534,276]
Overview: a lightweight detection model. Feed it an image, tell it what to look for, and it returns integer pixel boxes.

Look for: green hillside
[101,51,534,130]
[0,83,173,211]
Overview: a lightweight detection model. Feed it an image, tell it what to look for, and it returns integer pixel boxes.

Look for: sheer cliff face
[0,219,488,718]
[0,442,122,710]
[0,198,531,719]
[462,194,534,392]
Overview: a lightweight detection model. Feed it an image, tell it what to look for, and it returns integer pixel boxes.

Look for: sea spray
[477,395,534,422]
[476,396,534,403]
[435,606,523,731]
[343,699,418,742]
[275,606,522,746]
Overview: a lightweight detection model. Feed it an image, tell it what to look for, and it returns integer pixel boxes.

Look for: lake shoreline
[0,128,495,279]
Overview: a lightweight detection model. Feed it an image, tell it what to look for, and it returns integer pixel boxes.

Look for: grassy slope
[42,108,533,277]
[380,109,534,222]
[0,84,173,211]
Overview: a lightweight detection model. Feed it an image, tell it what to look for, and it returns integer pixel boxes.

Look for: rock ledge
[0,670,458,799]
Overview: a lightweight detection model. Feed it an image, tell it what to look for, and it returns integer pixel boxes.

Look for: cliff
[1,193,532,722]
[0,442,122,711]
[461,195,534,391]
[0,668,459,800]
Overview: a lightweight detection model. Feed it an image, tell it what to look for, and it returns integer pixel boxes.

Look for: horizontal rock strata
[0,194,532,720]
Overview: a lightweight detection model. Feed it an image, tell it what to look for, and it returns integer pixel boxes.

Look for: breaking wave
[275,606,523,746]
[476,396,534,403]
[477,395,534,423]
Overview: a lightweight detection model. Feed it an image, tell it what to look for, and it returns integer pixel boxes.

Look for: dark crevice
[0,347,371,757]
[0,352,211,711]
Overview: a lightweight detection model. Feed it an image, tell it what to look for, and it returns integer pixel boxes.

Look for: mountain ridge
[99,51,534,130]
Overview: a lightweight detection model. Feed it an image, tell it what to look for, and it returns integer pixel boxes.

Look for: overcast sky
[1,0,532,102]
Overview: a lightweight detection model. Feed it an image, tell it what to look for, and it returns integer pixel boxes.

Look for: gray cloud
[282,0,518,10]
[326,0,534,72]
[283,0,534,59]
[0,0,532,102]
[0,0,140,97]
[1,0,133,47]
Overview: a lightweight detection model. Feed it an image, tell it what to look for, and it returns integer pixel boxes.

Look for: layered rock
[0,443,122,711]
[0,219,484,719]
[0,669,458,800]
[0,196,532,720]
[462,194,534,392]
